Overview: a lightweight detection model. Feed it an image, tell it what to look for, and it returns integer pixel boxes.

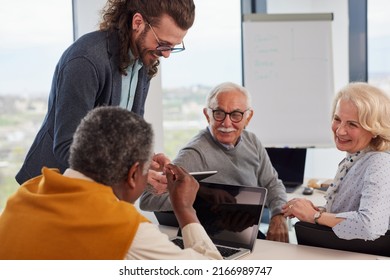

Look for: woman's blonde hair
[332,82,390,151]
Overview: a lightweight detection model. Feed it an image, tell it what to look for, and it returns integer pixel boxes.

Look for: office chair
[294,221,390,257]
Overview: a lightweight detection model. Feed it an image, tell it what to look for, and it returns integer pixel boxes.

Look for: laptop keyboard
[217,246,241,258]
[171,238,241,258]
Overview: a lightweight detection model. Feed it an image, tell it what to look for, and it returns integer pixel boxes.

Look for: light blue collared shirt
[120,51,143,110]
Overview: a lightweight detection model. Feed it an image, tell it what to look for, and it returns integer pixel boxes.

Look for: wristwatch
[314,211,322,224]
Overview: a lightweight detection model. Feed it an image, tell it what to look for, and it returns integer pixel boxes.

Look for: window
[161,0,242,159]
[0,0,73,209]
[368,0,390,92]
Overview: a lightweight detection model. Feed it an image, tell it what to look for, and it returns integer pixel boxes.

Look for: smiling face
[204,90,253,146]
[331,99,374,153]
[132,13,187,67]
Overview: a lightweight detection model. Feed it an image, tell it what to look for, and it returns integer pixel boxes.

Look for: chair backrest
[295,221,390,257]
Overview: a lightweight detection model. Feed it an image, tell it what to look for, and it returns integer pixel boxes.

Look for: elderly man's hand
[150,153,171,172]
[146,153,171,194]
[146,170,168,195]
[266,214,289,243]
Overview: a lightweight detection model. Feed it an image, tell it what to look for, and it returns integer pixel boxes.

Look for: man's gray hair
[69,106,154,186]
[206,82,252,108]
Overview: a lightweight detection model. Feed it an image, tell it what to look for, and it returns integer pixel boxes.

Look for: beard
[135,30,161,67]
[140,48,160,67]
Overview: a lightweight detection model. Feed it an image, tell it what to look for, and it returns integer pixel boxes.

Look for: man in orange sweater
[0,107,222,260]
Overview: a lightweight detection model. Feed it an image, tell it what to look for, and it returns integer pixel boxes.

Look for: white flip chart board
[242,13,334,147]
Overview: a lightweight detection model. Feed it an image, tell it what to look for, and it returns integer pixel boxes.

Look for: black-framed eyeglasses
[209,108,250,123]
[148,23,185,53]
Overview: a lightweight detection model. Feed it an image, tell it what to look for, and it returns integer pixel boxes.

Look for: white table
[247,239,386,260]
[159,225,386,260]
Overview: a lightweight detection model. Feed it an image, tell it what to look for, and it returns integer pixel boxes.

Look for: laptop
[162,182,267,260]
[153,171,218,227]
[265,147,307,193]
[154,211,180,227]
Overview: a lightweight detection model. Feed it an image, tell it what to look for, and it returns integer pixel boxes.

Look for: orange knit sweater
[0,168,149,259]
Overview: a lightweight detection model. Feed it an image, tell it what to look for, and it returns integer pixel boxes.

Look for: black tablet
[189,171,218,181]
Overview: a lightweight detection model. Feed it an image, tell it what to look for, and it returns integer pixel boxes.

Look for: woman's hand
[282,198,318,223]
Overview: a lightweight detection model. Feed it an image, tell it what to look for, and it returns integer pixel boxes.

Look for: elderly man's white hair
[206,82,252,109]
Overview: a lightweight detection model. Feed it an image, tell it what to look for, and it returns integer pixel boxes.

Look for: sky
[0,0,389,96]
[367,0,390,74]
[0,0,241,96]
[0,0,73,96]
[160,0,242,88]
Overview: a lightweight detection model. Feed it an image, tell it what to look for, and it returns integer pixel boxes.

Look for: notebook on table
[166,182,267,260]
[265,147,307,193]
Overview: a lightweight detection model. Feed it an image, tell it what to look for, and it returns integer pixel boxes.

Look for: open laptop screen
[194,182,267,251]
[265,147,307,192]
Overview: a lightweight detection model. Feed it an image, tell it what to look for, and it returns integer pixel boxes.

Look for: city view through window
[1,1,390,210]
[0,1,73,209]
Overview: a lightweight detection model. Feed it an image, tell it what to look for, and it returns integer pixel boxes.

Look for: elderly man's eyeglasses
[147,23,185,53]
[209,108,250,123]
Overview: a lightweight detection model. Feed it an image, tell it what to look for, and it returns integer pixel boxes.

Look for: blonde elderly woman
[283,82,390,241]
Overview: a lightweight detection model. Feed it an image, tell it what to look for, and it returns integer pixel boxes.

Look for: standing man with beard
[16,0,195,186]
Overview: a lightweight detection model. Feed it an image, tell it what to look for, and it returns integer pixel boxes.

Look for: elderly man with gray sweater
[140,82,289,243]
